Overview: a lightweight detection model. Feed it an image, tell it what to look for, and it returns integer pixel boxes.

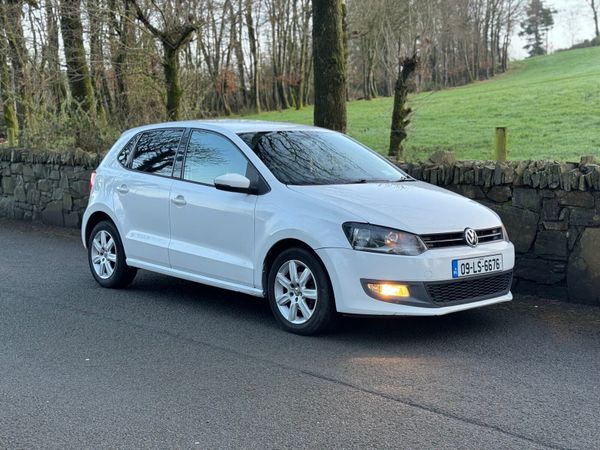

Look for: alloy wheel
[274,259,318,324]
[91,230,117,279]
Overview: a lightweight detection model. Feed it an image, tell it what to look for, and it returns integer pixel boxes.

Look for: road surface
[0,219,598,449]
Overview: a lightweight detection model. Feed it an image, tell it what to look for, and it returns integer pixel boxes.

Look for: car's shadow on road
[125,270,506,346]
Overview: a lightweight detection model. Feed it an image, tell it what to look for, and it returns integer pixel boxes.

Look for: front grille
[420,227,503,249]
[425,271,513,304]
[478,227,504,244]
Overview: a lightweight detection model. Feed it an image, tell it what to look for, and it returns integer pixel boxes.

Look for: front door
[169,129,258,287]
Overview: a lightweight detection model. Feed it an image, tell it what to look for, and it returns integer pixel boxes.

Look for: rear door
[169,129,259,287]
[113,128,184,266]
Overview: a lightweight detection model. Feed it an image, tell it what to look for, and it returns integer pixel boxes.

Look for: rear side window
[131,129,183,176]
[117,135,137,166]
[183,130,250,185]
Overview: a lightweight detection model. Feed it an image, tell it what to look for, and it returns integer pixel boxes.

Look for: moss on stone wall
[0,147,100,168]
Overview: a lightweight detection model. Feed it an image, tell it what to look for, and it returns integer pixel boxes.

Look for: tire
[87,220,137,289]
[267,247,336,335]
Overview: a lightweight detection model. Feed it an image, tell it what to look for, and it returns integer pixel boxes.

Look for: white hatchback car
[82,120,515,334]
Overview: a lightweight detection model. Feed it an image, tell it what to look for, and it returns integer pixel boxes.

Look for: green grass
[241,46,600,161]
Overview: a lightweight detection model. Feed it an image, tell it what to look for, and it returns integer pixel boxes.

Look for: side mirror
[214,173,254,194]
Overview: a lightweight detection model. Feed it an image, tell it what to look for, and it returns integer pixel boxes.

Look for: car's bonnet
[288,181,501,235]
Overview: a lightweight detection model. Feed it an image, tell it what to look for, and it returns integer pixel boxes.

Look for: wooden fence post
[495,127,507,162]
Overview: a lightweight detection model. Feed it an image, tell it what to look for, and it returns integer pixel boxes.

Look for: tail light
[89,170,97,192]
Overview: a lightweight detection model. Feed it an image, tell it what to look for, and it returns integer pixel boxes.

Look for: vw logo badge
[464,228,478,247]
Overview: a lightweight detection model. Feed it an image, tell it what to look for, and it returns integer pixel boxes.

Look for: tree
[244,0,261,113]
[229,0,248,109]
[312,0,346,132]
[519,0,556,57]
[266,0,290,110]
[586,0,600,39]
[294,0,311,109]
[130,0,200,120]
[500,0,525,72]
[388,53,417,159]
[60,0,96,113]
[0,0,537,150]
[87,0,113,119]
[43,0,67,114]
[107,0,134,122]
[3,0,31,131]
[0,3,18,145]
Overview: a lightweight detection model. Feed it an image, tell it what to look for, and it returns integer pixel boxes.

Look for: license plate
[452,254,503,279]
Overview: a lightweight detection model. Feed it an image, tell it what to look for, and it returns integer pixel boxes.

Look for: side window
[117,135,137,167]
[131,129,183,176]
[183,130,250,185]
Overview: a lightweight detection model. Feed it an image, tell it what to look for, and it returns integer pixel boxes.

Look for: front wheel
[88,220,137,288]
[267,248,336,335]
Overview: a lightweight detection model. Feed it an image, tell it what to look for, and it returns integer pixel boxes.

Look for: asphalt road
[0,219,599,450]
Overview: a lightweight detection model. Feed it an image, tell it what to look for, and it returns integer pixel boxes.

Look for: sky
[510,0,597,59]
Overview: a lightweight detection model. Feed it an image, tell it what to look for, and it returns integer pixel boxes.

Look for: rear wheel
[267,248,336,335]
[88,220,137,288]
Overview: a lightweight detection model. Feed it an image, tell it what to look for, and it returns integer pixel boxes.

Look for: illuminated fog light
[367,283,410,298]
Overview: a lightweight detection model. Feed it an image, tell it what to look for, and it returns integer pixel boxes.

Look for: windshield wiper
[343,178,412,184]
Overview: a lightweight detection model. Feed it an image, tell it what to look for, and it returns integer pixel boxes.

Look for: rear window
[131,129,184,176]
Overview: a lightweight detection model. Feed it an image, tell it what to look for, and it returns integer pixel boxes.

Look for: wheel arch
[84,211,117,246]
[261,238,331,298]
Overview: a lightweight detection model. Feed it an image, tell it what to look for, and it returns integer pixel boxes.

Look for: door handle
[172,195,187,206]
[116,184,129,194]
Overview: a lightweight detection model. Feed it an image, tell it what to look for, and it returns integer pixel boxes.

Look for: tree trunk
[303,49,312,104]
[312,0,346,132]
[245,0,261,113]
[591,0,600,38]
[341,0,348,101]
[60,0,96,114]
[367,46,376,98]
[87,0,113,120]
[107,0,132,122]
[163,45,182,121]
[4,0,30,131]
[269,3,290,111]
[482,2,490,79]
[43,0,66,113]
[0,10,18,144]
[130,0,196,121]
[361,36,368,98]
[295,0,310,109]
[231,0,247,110]
[279,0,291,110]
[389,54,417,159]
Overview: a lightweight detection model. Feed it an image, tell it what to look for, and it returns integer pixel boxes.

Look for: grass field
[242,46,600,161]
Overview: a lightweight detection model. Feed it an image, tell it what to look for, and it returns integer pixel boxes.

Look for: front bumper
[316,241,515,316]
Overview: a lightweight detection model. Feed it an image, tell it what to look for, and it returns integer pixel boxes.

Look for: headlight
[342,222,427,256]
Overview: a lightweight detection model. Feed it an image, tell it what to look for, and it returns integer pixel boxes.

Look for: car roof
[125,119,326,135]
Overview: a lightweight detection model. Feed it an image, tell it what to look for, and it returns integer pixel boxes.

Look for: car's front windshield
[237,130,410,186]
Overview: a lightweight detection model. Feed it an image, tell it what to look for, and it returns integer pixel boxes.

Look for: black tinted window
[238,130,407,185]
[131,129,183,176]
[117,135,137,166]
[183,130,249,185]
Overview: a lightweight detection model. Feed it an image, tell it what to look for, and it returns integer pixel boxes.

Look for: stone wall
[0,147,599,306]
[0,148,98,227]
[397,153,600,306]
